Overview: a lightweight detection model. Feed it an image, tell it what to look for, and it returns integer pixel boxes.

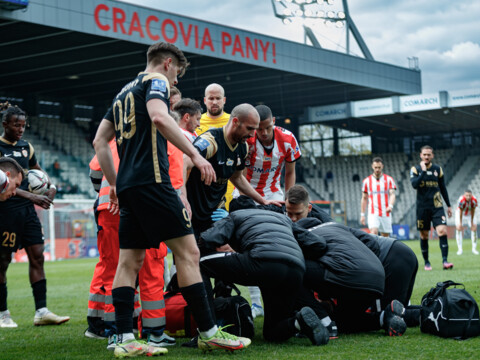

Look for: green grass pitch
[1,239,479,359]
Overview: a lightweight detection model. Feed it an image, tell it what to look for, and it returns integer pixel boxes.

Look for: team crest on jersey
[434,170,438,177]
[226,158,234,166]
[22,149,28,157]
[151,79,167,92]
[236,157,242,166]
[194,137,210,151]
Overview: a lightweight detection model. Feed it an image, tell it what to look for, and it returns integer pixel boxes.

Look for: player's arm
[284,161,296,193]
[147,99,215,185]
[92,119,118,214]
[438,169,452,217]
[360,192,368,225]
[386,188,396,214]
[410,166,426,189]
[230,170,282,207]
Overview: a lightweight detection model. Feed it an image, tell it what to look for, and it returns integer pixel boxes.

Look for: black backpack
[420,280,480,339]
[213,283,255,339]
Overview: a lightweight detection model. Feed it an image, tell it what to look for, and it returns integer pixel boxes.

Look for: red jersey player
[455,189,478,255]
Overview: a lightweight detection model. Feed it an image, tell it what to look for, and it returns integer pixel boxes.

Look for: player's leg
[24,202,70,325]
[25,243,70,325]
[417,208,431,270]
[471,221,478,255]
[435,224,452,269]
[367,213,380,235]
[0,251,16,328]
[432,207,452,269]
[455,211,463,255]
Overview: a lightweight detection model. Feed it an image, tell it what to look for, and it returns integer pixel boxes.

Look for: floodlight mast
[271,0,373,60]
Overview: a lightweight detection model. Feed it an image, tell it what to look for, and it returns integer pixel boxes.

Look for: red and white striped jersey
[457,194,477,216]
[362,174,396,217]
[181,128,197,143]
[245,126,301,198]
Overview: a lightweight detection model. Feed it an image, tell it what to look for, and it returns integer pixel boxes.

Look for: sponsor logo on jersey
[249,165,280,174]
[427,171,432,175]
[151,79,167,92]
[264,156,272,161]
[194,138,210,151]
[226,158,234,166]
[13,151,22,157]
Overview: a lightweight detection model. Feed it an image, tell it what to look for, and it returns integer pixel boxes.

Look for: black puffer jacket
[297,218,385,295]
[200,209,326,271]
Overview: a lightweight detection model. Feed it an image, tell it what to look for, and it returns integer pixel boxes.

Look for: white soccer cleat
[457,249,463,255]
[34,311,70,326]
[473,248,479,255]
[0,311,18,328]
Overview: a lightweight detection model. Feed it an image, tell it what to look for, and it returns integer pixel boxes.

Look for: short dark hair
[372,157,383,164]
[465,189,472,194]
[420,145,433,153]
[146,42,189,77]
[255,105,273,122]
[0,157,25,180]
[285,185,310,206]
[173,98,202,118]
[1,102,26,123]
[170,86,182,98]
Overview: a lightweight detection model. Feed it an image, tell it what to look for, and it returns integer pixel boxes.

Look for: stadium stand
[27,117,95,199]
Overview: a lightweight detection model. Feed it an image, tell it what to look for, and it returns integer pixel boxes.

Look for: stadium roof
[0,0,421,124]
[304,89,480,137]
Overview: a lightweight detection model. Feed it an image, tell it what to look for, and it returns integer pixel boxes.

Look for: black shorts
[118,183,193,249]
[0,204,44,252]
[416,206,446,230]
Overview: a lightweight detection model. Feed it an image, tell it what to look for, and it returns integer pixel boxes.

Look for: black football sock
[439,235,449,262]
[180,282,215,332]
[0,283,7,312]
[420,239,429,264]
[112,286,135,335]
[32,279,47,310]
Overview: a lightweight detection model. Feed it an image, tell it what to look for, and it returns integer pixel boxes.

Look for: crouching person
[199,209,330,345]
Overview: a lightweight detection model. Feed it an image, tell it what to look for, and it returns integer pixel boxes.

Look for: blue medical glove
[211,208,229,222]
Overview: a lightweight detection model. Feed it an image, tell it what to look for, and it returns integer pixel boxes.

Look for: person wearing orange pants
[85,140,175,348]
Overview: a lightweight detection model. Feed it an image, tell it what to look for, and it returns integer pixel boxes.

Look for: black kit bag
[420,280,480,339]
[213,283,255,339]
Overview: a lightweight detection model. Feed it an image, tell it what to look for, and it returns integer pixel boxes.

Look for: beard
[208,106,223,116]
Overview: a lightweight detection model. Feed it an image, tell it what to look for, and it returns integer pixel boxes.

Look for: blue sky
[119,0,480,93]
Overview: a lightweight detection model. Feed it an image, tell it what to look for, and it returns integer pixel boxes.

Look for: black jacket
[296,218,385,295]
[200,209,327,271]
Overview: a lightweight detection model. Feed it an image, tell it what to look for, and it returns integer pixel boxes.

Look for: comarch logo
[403,97,438,107]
